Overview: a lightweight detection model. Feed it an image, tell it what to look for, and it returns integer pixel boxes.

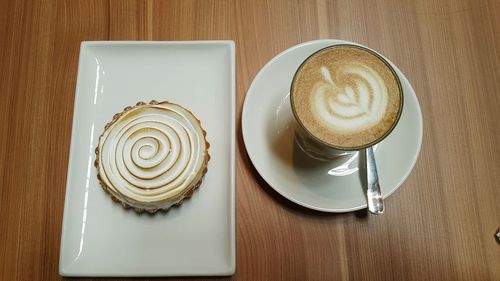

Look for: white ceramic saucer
[242,39,423,212]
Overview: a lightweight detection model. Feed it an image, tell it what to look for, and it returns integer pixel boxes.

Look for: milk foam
[312,63,388,133]
[97,102,208,208]
[291,45,402,148]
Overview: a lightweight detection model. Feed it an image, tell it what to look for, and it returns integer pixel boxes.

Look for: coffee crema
[95,100,209,213]
[291,45,403,149]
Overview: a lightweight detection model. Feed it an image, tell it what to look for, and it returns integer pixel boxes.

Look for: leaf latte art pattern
[95,101,209,213]
[312,64,389,132]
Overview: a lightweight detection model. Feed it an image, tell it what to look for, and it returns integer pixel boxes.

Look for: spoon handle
[366,147,384,214]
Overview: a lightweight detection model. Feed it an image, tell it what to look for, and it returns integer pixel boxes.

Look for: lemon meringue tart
[95,100,210,214]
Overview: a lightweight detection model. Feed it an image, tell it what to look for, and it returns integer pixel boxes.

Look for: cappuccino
[291,45,403,149]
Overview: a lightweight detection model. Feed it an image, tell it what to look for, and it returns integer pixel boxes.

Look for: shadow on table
[65,276,232,281]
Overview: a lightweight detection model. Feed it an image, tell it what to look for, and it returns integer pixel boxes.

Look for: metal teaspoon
[365,146,384,214]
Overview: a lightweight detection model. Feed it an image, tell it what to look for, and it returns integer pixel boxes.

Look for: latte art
[291,45,403,149]
[313,64,388,132]
[96,101,209,213]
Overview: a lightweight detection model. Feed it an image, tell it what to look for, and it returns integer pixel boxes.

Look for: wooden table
[1,0,499,280]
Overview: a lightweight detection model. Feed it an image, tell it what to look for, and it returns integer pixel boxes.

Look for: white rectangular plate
[59,41,235,277]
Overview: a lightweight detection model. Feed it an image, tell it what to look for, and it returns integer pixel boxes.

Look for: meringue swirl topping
[291,45,403,149]
[96,101,209,212]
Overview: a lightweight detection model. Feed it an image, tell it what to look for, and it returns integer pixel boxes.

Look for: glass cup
[290,44,404,160]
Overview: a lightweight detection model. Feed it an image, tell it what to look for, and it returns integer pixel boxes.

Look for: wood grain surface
[0,0,499,280]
